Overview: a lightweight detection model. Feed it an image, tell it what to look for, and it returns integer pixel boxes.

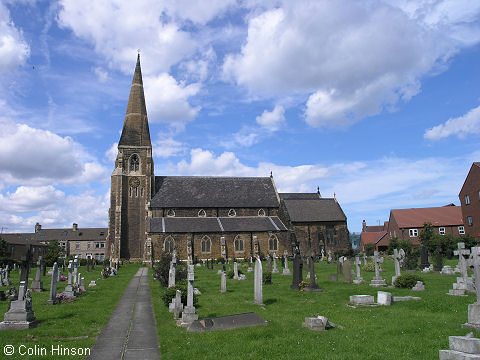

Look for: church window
[134,187,138,197]
[130,154,139,172]
[258,209,266,216]
[164,236,174,253]
[140,188,144,197]
[228,209,236,217]
[167,209,175,217]
[326,227,334,245]
[198,209,206,217]
[201,236,211,253]
[269,235,278,251]
[234,235,244,252]
[129,187,132,197]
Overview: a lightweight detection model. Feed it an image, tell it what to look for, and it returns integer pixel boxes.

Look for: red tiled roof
[365,225,384,232]
[391,206,463,228]
[361,231,387,246]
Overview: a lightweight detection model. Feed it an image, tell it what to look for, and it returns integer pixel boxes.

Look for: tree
[44,240,65,267]
[365,243,375,256]
[387,237,400,255]
[419,223,435,252]
[0,236,9,266]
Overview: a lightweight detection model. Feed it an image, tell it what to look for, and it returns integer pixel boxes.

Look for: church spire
[118,54,151,147]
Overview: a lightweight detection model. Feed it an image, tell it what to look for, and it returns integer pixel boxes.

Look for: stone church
[107,55,350,263]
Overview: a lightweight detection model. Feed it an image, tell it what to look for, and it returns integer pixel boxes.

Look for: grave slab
[187,312,267,332]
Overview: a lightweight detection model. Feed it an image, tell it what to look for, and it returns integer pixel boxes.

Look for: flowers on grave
[102,267,111,278]
[56,292,74,303]
[298,281,308,290]
[60,275,67,281]
[362,262,375,272]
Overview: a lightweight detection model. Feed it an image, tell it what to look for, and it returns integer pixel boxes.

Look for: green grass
[151,259,477,360]
[0,263,141,359]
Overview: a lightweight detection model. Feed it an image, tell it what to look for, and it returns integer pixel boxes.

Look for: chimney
[362,220,366,232]
[72,223,78,231]
[35,223,41,233]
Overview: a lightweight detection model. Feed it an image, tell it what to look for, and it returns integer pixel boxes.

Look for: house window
[130,154,139,172]
[167,209,175,217]
[459,226,465,235]
[234,235,244,252]
[228,209,236,217]
[439,227,446,235]
[269,235,278,251]
[409,229,418,237]
[201,236,211,253]
[38,248,42,254]
[466,195,470,205]
[10,246,14,255]
[258,209,266,216]
[198,209,206,217]
[164,236,174,253]
[87,242,91,249]
[95,242,100,248]
[468,216,473,226]
[100,242,105,248]
[75,242,80,249]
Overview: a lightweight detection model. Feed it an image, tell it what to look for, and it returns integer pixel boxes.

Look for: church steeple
[119,54,151,147]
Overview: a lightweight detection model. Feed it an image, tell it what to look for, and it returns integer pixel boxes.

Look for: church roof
[118,54,151,147]
[151,176,280,208]
[282,198,347,222]
[279,193,321,200]
[149,216,287,233]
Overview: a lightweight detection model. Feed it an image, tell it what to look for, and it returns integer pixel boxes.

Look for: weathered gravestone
[31,257,44,292]
[449,242,474,296]
[254,257,263,305]
[221,271,226,293]
[180,265,198,326]
[353,256,364,284]
[233,262,239,280]
[64,260,76,298]
[305,251,322,292]
[3,265,10,286]
[463,247,480,331]
[369,251,387,287]
[188,312,267,332]
[291,246,303,290]
[266,255,272,273]
[47,262,58,305]
[343,260,352,283]
[272,253,279,274]
[282,251,291,276]
[392,248,402,285]
[337,262,342,276]
[435,246,443,272]
[439,333,480,360]
[168,251,177,288]
[420,246,430,270]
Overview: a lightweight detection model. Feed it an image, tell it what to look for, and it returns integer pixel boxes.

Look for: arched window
[201,236,211,253]
[130,154,139,172]
[164,236,174,253]
[269,234,278,251]
[234,235,244,252]
[198,209,206,217]
[258,209,266,216]
[167,209,175,217]
[228,209,236,217]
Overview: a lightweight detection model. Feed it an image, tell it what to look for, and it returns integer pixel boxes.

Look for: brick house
[459,162,480,241]
[360,220,389,252]
[1,233,47,261]
[386,206,464,243]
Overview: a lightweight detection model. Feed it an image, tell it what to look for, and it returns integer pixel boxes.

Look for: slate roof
[151,176,279,208]
[279,193,321,200]
[1,233,41,246]
[282,198,347,222]
[4,228,108,243]
[391,206,463,228]
[149,216,287,233]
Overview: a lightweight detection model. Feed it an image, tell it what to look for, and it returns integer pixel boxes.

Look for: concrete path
[88,267,160,360]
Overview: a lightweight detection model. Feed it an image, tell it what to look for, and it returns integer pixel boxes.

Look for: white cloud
[105,142,118,162]
[153,137,185,159]
[424,105,480,140]
[0,185,64,213]
[144,73,201,130]
[93,66,108,83]
[223,0,480,127]
[256,105,285,131]
[0,2,30,74]
[0,118,108,186]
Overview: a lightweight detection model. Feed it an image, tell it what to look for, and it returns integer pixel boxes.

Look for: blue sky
[1,0,479,234]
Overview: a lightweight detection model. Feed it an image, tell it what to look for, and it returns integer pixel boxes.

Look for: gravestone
[247,257,253,273]
[306,251,322,292]
[173,290,183,320]
[272,253,279,274]
[392,248,402,285]
[267,255,272,273]
[350,295,375,306]
[282,251,291,276]
[353,257,364,284]
[254,257,263,305]
[86,259,90,272]
[377,291,392,306]
[441,265,455,275]
[253,236,260,258]
[188,313,267,332]
[449,243,474,296]
[92,259,95,270]
[463,247,480,331]
[327,250,332,263]
[3,265,10,286]
[180,265,198,326]
[435,246,443,272]
[420,246,430,270]
[337,262,342,276]
[233,262,239,280]
[412,281,425,291]
[291,246,303,290]
[31,257,44,292]
[0,245,37,330]
[363,254,367,265]
[320,248,325,262]
[220,236,227,261]
[89,280,97,287]
[42,260,46,277]
[64,260,76,298]
[47,262,58,305]
[398,249,406,268]
[369,251,387,287]
[343,260,352,283]
[73,256,79,285]
[439,333,480,360]
[79,277,86,292]
[221,271,227,293]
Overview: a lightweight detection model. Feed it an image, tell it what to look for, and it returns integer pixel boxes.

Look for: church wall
[150,231,289,261]
[150,207,278,218]
[291,222,350,257]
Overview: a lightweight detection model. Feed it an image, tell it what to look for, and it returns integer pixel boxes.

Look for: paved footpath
[88,267,160,360]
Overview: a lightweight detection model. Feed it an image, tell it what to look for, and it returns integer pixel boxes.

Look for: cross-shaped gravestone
[472,247,480,304]
[370,251,387,287]
[353,256,363,284]
[392,248,402,284]
[272,252,279,273]
[463,247,480,331]
[173,289,183,319]
[455,242,471,278]
[4,265,10,286]
[31,257,44,291]
[73,256,79,285]
[47,262,58,305]
[19,244,32,286]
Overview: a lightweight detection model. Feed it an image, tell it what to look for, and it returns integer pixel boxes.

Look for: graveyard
[0,252,478,359]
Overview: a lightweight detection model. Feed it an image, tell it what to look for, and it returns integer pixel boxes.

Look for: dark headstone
[337,262,342,275]
[42,262,46,277]
[0,291,6,301]
[291,247,303,290]
[306,254,322,292]
[92,260,95,270]
[435,246,443,272]
[446,248,454,260]
[222,265,226,272]
[86,259,90,272]
[420,246,430,270]
[187,312,267,332]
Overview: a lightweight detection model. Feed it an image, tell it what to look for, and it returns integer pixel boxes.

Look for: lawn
[151,258,477,360]
[0,262,141,359]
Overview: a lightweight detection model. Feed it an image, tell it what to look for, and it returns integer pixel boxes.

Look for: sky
[0,0,479,234]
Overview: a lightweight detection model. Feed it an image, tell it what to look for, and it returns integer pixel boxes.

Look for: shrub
[362,262,375,272]
[162,284,198,308]
[263,271,272,284]
[153,253,172,287]
[394,274,423,288]
[227,269,243,279]
[365,244,375,256]
[216,257,225,264]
